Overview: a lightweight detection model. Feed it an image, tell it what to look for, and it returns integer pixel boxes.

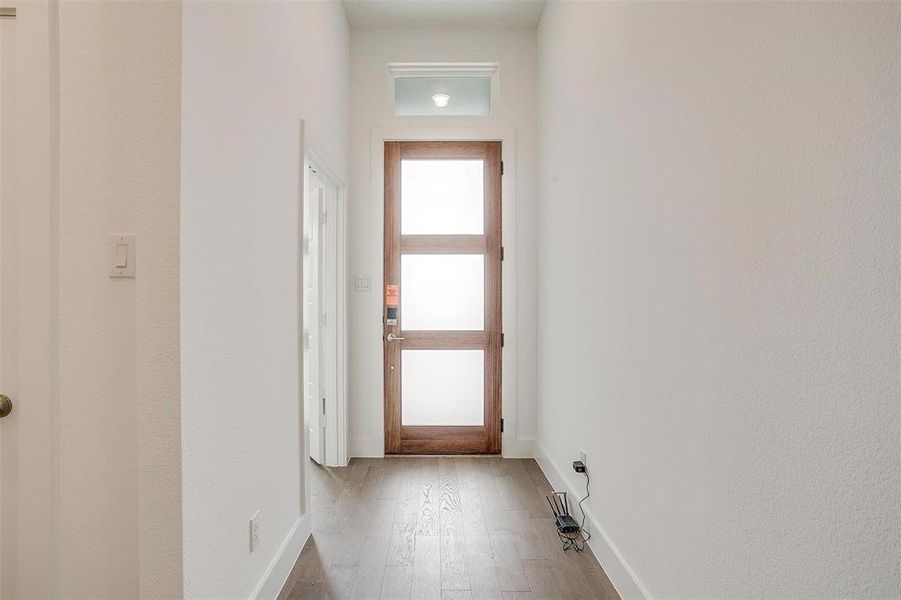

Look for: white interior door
[1,3,55,597]
[319,176,339,466]
[304,163,342,467]
[304,167,325,464]
[0,14,6,595]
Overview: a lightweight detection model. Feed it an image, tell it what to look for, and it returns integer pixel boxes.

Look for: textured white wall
[348,27,538,457]
[180,1,349,597]
[56,2,182,598]
[537,2,900,598]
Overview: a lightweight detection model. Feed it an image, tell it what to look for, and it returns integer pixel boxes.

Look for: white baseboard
[534,443,652,600]
[350,436,384,458]
[249,512,311,600]
[503,437,535,458]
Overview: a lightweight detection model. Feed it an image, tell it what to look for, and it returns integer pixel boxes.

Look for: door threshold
[385,453,502,457]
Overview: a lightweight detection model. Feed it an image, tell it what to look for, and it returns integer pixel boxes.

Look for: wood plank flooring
[279,457,620,600]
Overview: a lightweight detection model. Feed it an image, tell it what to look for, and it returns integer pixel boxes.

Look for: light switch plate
[109,234,136,278]
[354,274,371,292]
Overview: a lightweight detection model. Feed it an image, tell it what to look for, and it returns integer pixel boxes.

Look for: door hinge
[500,418,504,433]
[501,333,505,347]
[501,246,505,261]
[321,398,327,428]
[500,161,504,176]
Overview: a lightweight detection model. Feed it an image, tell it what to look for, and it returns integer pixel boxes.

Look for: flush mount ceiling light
[431,93,450,108]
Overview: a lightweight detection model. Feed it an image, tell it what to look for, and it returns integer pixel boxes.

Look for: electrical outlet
[249,510,261,554]
[579,449,587,466]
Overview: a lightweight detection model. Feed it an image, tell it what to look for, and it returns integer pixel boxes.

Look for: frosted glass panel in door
[402,350,484,426]
[401,254,484,331]
[401,160,484,234]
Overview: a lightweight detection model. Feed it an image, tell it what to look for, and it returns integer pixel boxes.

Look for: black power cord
[557,469,591,552]
[547,462,593,552]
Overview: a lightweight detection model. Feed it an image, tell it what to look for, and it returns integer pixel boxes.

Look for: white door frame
[1,2,56,598]
[363,127,523,458]
[301,128,349,469]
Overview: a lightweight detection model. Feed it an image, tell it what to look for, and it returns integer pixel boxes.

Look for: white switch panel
[109,234,135,278]
[354,274,371,292]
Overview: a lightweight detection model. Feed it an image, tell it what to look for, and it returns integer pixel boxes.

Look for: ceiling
[342,0,547,29]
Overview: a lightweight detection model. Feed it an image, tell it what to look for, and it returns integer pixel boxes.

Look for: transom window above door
[389,63,498,117]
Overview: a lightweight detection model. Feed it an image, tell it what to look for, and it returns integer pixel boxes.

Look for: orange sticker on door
[386,284,399,307]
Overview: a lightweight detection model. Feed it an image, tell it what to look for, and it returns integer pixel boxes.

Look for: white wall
[56,2,182,598]
[536,2,900,599]
[348,27,538,457]
[180,1,349,597]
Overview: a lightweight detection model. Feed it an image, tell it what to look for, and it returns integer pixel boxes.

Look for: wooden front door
[384,141,502,454]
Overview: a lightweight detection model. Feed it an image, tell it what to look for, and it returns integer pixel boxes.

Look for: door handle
[0,394,12,419]
[386,333,405,342]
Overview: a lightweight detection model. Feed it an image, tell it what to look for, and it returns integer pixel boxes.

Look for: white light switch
[109,235,135,278]
[114,244,128,268]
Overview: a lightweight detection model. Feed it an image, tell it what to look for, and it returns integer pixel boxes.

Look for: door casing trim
[364,127,521,458]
